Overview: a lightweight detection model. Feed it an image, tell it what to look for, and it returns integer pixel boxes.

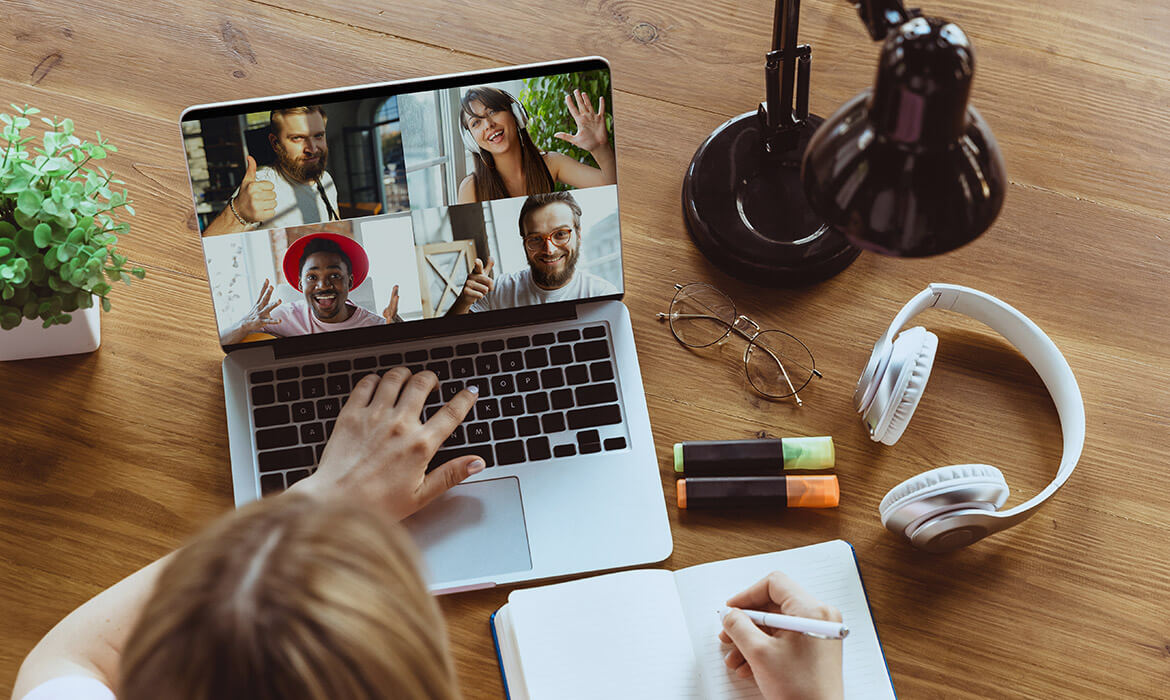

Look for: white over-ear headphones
[855,283,1085,553]
[459,97,530,155]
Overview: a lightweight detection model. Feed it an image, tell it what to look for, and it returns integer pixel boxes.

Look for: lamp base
[682,111,860,287]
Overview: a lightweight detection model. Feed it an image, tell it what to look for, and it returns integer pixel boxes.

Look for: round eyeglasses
[523,229,574,252]
[656,283,821,405]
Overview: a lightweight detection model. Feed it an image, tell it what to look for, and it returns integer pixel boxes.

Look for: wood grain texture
[2,0,1168,697]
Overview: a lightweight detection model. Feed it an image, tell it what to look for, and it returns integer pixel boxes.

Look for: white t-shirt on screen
[469,268,618,313]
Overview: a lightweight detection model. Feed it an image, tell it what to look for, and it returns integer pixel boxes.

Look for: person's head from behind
[460,87,553,199]
[518,191,583,289]
[270,106,329,183]
[119,494,457,700]
[298,237,353,322]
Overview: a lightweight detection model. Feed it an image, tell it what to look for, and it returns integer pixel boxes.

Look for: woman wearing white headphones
[456,85,616,203]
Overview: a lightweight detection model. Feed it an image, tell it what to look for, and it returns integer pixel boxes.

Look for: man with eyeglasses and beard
[447,191,617,315]
[204,106,340,235]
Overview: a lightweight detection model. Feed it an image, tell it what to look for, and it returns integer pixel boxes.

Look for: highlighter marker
[673,437,834,476]
[676,475,839,510]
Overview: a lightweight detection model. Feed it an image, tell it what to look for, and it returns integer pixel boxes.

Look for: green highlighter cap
[781,436,835,470]
[674,442,684,473]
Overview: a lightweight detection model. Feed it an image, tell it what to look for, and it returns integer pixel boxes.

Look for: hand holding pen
[719,571,845,700]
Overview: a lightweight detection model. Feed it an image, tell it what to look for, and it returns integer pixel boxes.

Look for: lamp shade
[801,17,1007,257]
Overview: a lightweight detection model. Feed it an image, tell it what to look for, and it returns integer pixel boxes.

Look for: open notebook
[491,539,895,699]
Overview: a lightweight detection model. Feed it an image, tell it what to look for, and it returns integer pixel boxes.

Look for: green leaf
[22,300,38,318]
[16,188,42,216]
[1,284,12,300]
[57,244,74,262]
[0,246,9,257]
[131,267,145,279]
[32,222,52,247]
[1,311,20,330]
[92,282,111,296]
[40,198,59,217]
[44,249,61,270]
[66,226,86,245]
[124,203,135,216]
[14,227,38,257]
[100,296,111,312]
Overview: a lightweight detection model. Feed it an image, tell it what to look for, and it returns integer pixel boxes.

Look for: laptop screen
[180,59,621,350]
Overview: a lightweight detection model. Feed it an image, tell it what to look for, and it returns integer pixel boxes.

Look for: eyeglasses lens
[669,284,736,347]
[744,330,816,398]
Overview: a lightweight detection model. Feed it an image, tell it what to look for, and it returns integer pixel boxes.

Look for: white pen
[717,607,849,640]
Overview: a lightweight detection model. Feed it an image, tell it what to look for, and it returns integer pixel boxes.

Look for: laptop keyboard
[247,324,630,496]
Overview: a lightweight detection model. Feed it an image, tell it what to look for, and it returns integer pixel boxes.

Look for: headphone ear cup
[879,464,1010,534]
[871,327,937,445]
[459,125,481,155]
[511,100,529,129]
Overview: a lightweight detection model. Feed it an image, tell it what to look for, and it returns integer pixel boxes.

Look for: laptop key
[302,363,325,377]
[557,329,581,342]
[526,436,552,461]
[441,381,464,401]
[379,352,403,367]
[567,404,622,430]
[451,358,474,378]
[328,360,351,373]
[549,345,574,365]
[579,442,602,454]
[426,390,440,406]
[405,349,428,363]
[583,325,606,339]
[456,342,479,356]
[300,422,325,444]
[590,361,615,382]
[327,375,350,395]
[482,339,505,352]
[517,416,541,437]
[286,468,312,486]
[517,372,540,392]
[492,418,516,440]
[500,351,524,372]
[251,385,276,406]
[250,370,274,384]
[256,426,298,450]
[301,378,325,399]
[496,440,526,465]
[291,402,315,422]
[525,392,550,414]
[424,405,442,420]
[276,366,300,380]
[443,425,466,447]
[532,332,556,346]
[428,444,493,472]
[260,473,285,495]
[565,364,590,385]
[541,412,566,434]
[476,398,501,421]
[476,354,500,375]
[353,356,377,369]
[553,444,577,458]
[540,367,565,388]
[254,405,290,428]
[501,395,525,416]
[315,444,326,462]
[430,346,454,359]
[574,340,609,363]
[604,437,628,451]
[576,382,618,406]
[491,374,515,395]
[506,336,530,349]
[316,398,340,419]
[259,446,314,472]
[325,419,337,438]
[467,377,490,396]
[550,388,574,410]
[524,347,549,369]
[577,430,601,446]
[426,361,450,381]
[467,422,491,443]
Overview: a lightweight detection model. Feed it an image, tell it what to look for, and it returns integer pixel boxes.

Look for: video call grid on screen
[179,59,623,348]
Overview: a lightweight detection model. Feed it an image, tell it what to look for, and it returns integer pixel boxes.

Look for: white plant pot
[0,304,101,361]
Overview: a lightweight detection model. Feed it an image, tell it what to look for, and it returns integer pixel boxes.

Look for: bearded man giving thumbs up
[204,106,339,236]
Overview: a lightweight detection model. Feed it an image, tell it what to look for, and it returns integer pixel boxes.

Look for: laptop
[179,57,672,593]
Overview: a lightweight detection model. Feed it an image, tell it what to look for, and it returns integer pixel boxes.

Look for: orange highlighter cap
[786,475,840,508]
[677,479,687,509]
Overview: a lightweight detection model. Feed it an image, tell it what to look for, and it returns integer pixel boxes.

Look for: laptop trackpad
[403,476,532,587]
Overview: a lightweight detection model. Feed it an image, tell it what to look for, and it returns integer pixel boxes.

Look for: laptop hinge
[264,300,583,361]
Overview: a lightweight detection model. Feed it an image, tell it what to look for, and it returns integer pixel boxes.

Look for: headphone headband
[869,283,1085,526]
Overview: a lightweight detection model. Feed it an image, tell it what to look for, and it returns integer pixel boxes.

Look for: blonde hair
[119,494,459,700]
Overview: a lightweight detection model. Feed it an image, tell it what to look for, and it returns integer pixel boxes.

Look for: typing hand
[294,369,483,520]
[554,89,608,153]
[719,572,845,700]
[451,256,495,314]
[233,155,277,224]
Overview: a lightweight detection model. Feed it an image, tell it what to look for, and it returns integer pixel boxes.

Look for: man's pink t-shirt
[261,300,385,336]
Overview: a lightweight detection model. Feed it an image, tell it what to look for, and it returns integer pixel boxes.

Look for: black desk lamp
[682,0,1007,285]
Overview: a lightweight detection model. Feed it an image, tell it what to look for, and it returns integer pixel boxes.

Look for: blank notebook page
[673,540,895,700]
[507,569,703,700]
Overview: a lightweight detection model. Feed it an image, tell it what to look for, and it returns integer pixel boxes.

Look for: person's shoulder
[19,676,114,700]
[457,174,477,203]
[581,271,618,295]
[347,303,386,326]
[542,150,573,177]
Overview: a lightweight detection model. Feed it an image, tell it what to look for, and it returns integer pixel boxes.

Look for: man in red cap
[220,232,400,344]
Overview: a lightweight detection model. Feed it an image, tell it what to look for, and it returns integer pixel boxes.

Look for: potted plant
[0,103,144,361]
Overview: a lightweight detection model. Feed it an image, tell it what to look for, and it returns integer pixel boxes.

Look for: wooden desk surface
[2,1,1167,697]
